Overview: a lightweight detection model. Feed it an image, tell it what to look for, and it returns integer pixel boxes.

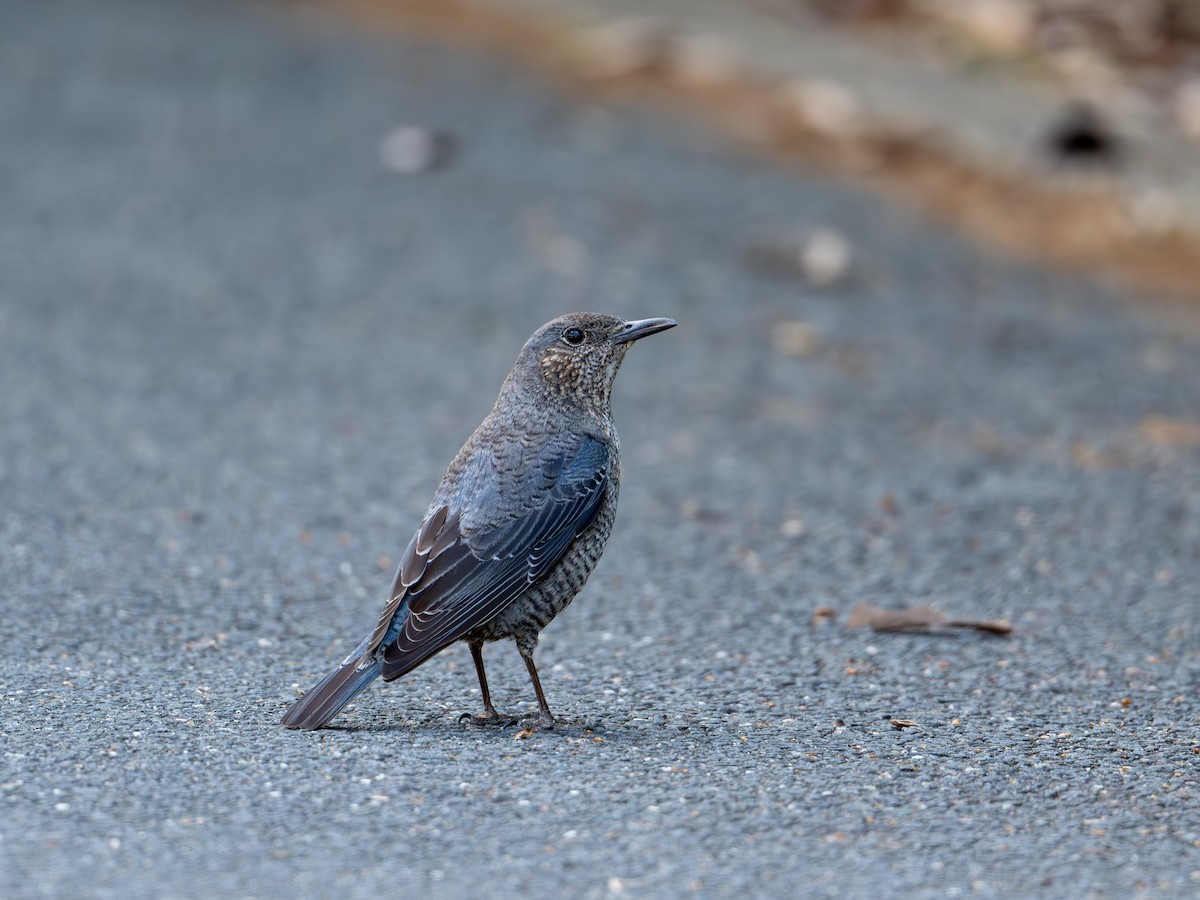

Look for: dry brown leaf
[1069,439,1136,470]
[1139,415,1200,448]
[846,602,1011,635]
[889,718,920,730]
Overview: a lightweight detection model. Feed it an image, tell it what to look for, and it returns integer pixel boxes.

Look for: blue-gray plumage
[281,312,677,730]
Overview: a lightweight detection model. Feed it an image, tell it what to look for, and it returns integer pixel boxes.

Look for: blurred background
[2,0,1198,898]
[807,0,1200,95]
[329,0,1200,299]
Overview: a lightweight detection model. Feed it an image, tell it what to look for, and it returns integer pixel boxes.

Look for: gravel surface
[1,0,1197,897]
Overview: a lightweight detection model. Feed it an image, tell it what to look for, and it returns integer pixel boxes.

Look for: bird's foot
[458,710,520,729]
[519,711,556,732]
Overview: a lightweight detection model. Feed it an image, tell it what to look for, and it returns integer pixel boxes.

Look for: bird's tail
[280,648,382,731]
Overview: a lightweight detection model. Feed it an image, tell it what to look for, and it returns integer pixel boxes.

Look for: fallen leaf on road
[889,718,920,730]
[846,602,1011,635]
[1139,415,1200,448]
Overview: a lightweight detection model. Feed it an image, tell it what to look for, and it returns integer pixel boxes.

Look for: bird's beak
[610,317,678,344]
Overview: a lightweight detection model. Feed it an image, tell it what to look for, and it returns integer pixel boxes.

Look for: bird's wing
[365,436,610,681]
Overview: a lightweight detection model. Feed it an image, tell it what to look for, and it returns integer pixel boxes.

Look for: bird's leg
[521,651,556,729]
[470,642,498,717]
[463,641,514,727]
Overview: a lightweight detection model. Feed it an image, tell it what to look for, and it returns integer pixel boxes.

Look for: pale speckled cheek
[538,344,628,412]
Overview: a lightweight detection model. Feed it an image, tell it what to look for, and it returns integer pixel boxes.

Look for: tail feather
[281,654,383,730]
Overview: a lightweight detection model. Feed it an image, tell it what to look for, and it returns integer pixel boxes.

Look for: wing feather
[369,436,610,681]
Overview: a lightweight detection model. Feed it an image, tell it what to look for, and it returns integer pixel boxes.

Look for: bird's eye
[562,327,585,345]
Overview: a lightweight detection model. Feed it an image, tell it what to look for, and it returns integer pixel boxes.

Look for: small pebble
[378,126,452,174]
[781,518,806,538]
[801,229,853,285]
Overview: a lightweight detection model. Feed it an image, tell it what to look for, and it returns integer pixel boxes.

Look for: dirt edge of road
[305,0,1200,318]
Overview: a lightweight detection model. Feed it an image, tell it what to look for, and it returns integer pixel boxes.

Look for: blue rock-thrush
[281,312,677,730]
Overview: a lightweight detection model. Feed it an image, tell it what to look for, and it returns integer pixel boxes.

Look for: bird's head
[510,312,677,412]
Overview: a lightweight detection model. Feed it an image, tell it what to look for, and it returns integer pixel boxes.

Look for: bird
[281,312,677,730]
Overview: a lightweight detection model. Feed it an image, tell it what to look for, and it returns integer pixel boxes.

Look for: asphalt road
[1,0,1197,897]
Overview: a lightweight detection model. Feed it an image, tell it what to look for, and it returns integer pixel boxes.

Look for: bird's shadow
[315,709,616,741]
